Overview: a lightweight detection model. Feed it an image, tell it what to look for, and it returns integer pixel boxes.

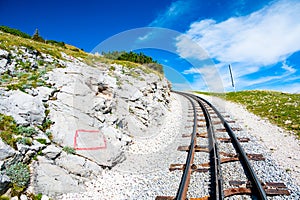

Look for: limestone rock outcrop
[0,45,171,197]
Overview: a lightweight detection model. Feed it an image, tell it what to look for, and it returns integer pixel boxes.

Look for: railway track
[156,92,290,200]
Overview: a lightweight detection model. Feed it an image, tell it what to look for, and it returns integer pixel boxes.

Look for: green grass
[62,146,76,154]
[194,90,300,137]
[0,31,88,60]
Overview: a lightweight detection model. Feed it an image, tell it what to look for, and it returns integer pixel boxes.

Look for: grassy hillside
[195,90,300,138]
[0,30,163,77]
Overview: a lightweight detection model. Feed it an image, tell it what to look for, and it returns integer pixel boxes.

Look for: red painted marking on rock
[74,129,107,150]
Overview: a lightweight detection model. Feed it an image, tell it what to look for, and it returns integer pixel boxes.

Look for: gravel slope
[59,93,190,199]
[59,92,300,199]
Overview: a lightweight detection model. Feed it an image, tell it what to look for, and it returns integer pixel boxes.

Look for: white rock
[41,195,49,200]
[42,145,61,159]
[0,90,45,125]
[32,159,85,195]
[0,139,16,160]
[0,49,8,58]
[20,194,28,200]
[56,153,95,177]
[0,58,7,73]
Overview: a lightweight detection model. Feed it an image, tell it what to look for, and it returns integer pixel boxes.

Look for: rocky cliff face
[0,44,170,197]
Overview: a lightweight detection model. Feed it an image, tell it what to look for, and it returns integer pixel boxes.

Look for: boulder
[0,139,16,160]
[32,157,84,196]
[0,90,45,126]
[55,152,102,177]
[55,153,86,177]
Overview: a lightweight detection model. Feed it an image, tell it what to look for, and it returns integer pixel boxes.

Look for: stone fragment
[32,158,84,196]
[0,59,7,73]
[0,174,10,195]
[56,152,102,177]
[0,139,16,160]
[42,145,61,160]
[0,49,8,58]
[20,194,28,200]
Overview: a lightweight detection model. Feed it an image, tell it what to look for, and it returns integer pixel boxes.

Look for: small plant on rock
[17,137,32,146]
[6,162,30,194]
[17,126,37,137]
[0,195,10,200]
[0,114,18,148]
[45,131,53,140]
[32,193,43,200]
[36,138,47,144]
[62,146,76,154]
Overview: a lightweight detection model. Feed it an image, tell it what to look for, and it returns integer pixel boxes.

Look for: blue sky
[1,0,299,93]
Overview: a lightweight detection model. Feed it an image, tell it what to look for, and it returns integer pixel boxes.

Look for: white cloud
[256,82,300,93]
[177,0,300,66]
[182,65,225,92]
[175,35,210,60]
[149,0,192,27]
[234,62,297,90]
[138,32,153,41]
[281,61,296,73]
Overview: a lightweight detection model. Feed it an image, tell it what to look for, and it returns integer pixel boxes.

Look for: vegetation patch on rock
[6,162,30,194]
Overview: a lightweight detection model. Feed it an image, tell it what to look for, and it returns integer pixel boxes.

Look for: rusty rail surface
[175,93,198,199]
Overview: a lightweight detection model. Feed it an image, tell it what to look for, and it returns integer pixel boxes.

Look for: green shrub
[0,25,31,39]
[102,51,164,74]
[46,40,65,48]
[17,126,37,137]
[17,137,32,146]
[6,162,30,189]
[62,146,75,154]
[0,114,18,147]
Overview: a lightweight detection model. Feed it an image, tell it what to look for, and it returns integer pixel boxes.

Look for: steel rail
[174,92,198,200]
[194,95,224,200]
[194,94,268,200]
